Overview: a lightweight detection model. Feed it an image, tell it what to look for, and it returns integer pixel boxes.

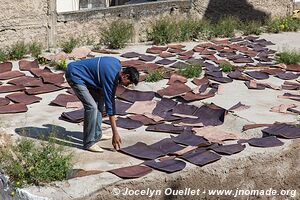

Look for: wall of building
[0,0,294,49]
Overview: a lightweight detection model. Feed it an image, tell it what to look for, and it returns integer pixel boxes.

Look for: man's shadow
[203,0,270,22]
[15,124,84,149]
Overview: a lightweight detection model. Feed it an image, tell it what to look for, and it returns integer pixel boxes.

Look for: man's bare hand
[112,134,122,150]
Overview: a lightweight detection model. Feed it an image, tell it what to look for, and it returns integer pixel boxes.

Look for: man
[65,56,139,152]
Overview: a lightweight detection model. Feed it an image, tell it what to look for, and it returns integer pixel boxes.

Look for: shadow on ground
[203,0,270,22]
[15,124,84,149]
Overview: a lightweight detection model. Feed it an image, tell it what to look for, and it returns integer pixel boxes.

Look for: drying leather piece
[0,103,28,114]
[60,109,84,123]
[68,47,91,59]
[181,91,215,102]
[180,149,221,167]
[146,47,165,54]
[43,52,68,61]
[115,99,132,115]
[104,117,143,129]
[6,92,42,105]
[244,71,269,80]
[191,104,226,126]
[120,60,145,67]
[270,104,297,114]
[0,62,13,73]
[242,124,272,131]
[170,145,198,156]
[286,64,300,72]
[155,59,176,65]
[19,60,39,71]
[128,114,159,125]
[172,104,198,117]
[152,98,178,119]
[91,49,120,54]
[159,51,175,58]
[262,123,300,139]
[260,68,284,75]
[192,77,209,86]
[66,101,83,109]
[170,61,189,69]
[179,50,194,57]
[168,48,185,54]
[167,74,187,85]
[146,124,193,134]
[228,102,250,112]
[0,97,10,106]
[25,84,62,95]
[120,142,165,160]
[50,94,79,107]
[149,138,184,154]
[167,44,185,49]
[143,159,186,173]
[206,75,233,83]
[121,52,141,58]
[200,49,216,55]
[232,57,254,63]
[139,54,156,62]
[135,63,161,72]
[7,76,43,87]
[68,169,102,179]
[210,144,246,155]
[275,72,299,80]
[171,132,210,146]
[126,100,157,115]
[287,107,300,115]
[260,82,281,90]
[40,72,65,84]
[109,165,152,179]
[30,67,52,77]
[193,126,241,144]
[157,82,191,98]
[230,37,244,42]
[241,136,284,148]
[178,56,193,61]
[117,89,155,103]
[244,80,266,90]
[186,58,204,65]
[0,85,25,93]
[0,71,25,80]
[277,93,300,102]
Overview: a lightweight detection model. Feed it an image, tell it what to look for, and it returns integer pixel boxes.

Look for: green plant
[275,50,300,65]
[266,17,300,33]
[0,138,72,189]
[177,19,199,41]
[61,37,80,53]
[179,64,202,78]
[100,20,134,49]
[8,41,28,60]
[241,20,263,35]
[28,42,43,58]
[212,16,241,38]
[145,71,164,82]
[147,17,178,45]
[49,60,67,70]
[0,48,8,62]
[220,62,234,73]
[194,19,215,40]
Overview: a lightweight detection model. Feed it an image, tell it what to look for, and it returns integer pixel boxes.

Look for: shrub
[145,71,164,82]
[266,17,300,33]
[194,19,215,40]
[8,41,28,60]
[213,16,241,38]
[49,60,67,70]
[28,42,43,58]
[0,138,73,189]
[220,62,234,73]
[179,64,202,78]
[177,19,199,41]
[100,20,134,49]
[241,20,263,35]
[61,37,80,53]
[147,18,178,45]
[0,48,8,62]
[275,50,300,65]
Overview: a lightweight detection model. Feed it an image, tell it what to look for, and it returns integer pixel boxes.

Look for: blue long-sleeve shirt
[65,56,121,116]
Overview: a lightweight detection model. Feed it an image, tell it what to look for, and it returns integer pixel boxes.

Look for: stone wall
[0,0,294,49]
[0,0,49,48]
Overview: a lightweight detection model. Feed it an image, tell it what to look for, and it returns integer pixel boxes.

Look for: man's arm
[109,115,122,150]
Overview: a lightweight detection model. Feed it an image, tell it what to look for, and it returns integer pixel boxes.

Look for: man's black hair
[122,67,139,85]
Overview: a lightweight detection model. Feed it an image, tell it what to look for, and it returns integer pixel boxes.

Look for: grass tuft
[8,41,28,60]
[49,60,67,70]
[145,71,164,82]
[275,50,300,65]
[220,62,234,73]
[179,64,202,78]
[100,20,134,49]
[61,37,80,53]
[28,42,43,58]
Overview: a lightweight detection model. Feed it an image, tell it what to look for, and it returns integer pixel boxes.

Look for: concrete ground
[0,32,300,200]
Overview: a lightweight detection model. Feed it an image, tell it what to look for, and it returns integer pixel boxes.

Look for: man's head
[119,67,139,87]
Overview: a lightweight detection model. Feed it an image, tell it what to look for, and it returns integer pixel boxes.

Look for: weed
[0,138,72,189]
[241,20,263,35]
[0,48,8,62]
[145,70,164,82]
[100,20,134,49]
[61,37,80,53]
[266,17,300,33]
[8,41,28,60]
[195,19,215,40]
[213,16,240,38]
[179,64,202,78]
[220,62,234,73]
[275,50,300,64]
[147,18,178,45]
[49,60,67,70]
[28,42,43,58]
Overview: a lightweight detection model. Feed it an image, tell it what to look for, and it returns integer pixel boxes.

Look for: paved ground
[0,32,300,200]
